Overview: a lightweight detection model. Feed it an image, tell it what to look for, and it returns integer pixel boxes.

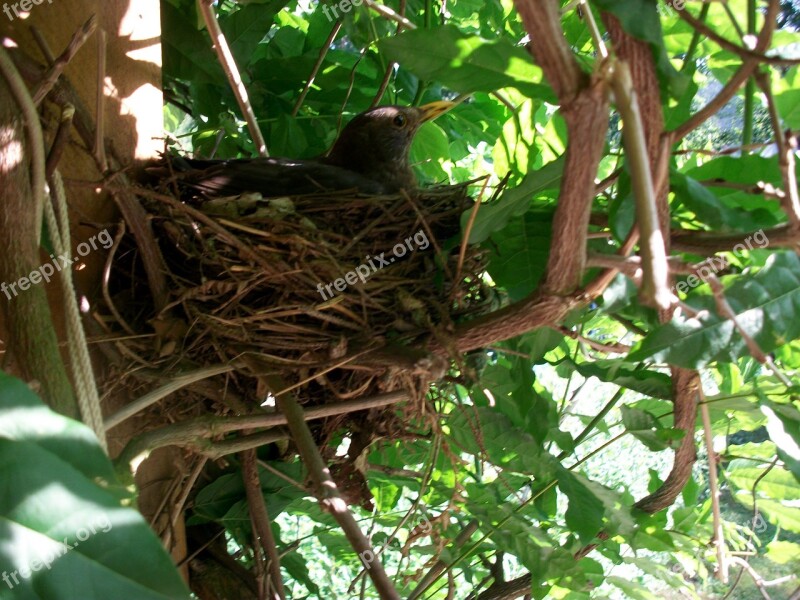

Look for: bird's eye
[392,114,407,128]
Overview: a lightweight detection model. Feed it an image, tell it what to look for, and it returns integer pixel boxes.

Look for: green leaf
[282,550,321,595]
[191,461,305,525]
[765,540,800,565]
[727,461,799,502]
[485,209,552,301]
[378,25,552,98]
[670,171,755,230]
[620,406,685,451]
[557,468,633,543]
[162,1,222,84]
[607,575,660,600]
[464,157,563,244]
[447,407,554,477]
[557,470,606,544]
[561,359,672,400]
[0,373,191,600]
[775,68,800,128]
[628,252,800,368]
[410,121,451,184]
[760,401,800,484]
[222,2,289,64]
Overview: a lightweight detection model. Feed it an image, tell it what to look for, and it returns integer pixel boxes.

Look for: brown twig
[101,221,137,337]
[114,391,409,471]
[606,58,671,310]
[371,0,408,107]
[555,325,631,354]
[700,386,728,582]
[242,449,286,600]
[753,71,800,226]
[45,102,74,179]
[363,0,415,29]
[707,274,793,386]
[699,178,786,201]
[260,372,401,599]
[672,0,780,140]
[94,28,108,172]
[676,6,800,67]
[292,20,343,117]
[672,224,800,254]
[197,0,269,156]
[32,15,96,105]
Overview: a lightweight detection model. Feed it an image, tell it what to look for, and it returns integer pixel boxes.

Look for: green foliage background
[4,1,800,599]
[160,0,800,598]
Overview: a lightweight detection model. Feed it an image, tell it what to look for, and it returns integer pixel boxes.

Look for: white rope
[43,171,107,451]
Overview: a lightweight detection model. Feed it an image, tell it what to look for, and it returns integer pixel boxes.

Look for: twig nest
[110,182,490,437]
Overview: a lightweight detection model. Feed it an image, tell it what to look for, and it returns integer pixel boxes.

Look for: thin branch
[363,0,416,29]
[555,325,631,354]
[408,521,480,600]
[606,59,671,310]
[292,20,343,117]
[197,0,268,156]
[104,364,237,430]
[115,391,409,472]
[372,0,407,107]
[242,449,286,600]
[257,372,400,599]
[45,103,74,178]
[671,224,800,254]
[728,557,773,600]
[101,221,137,337]
[753,71,800,226]
[32,15,96,105]
[700,386,728,582]
[698,178,785,201]
[94,28,108,172]
[672,0,780,140]
[676,6,800,67]
[707,275,793,387]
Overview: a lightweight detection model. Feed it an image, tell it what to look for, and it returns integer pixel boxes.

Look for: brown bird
[167,102,454,197]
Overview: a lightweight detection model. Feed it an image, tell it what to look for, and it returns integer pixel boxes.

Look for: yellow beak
[418,101,456,123]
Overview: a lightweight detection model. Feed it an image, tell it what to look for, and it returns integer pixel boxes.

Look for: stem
[742,0,757,145]
[682,3,710,72]
[701,394,728,583]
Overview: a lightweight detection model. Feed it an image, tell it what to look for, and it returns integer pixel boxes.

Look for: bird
[162,102,454,198]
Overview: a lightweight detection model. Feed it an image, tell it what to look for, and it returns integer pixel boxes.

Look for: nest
[110,178,490,451]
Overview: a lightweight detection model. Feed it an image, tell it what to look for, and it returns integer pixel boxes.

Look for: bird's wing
[160,157,388,197]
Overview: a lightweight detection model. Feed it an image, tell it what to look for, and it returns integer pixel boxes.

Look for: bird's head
[323,102,454,192]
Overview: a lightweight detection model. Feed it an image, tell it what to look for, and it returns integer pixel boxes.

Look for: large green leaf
[0,373,191,600]
[190,461,305,525]
[464,157,563,244]
[447,407,559,479]
[222,1,290,65]
[760,401,800,484]
[161,0,223,84]
[628,253,800,368]
[620,406,685,451]
[559,359,672,400]
[485,209,553,301]
[378,25,552,99]
[670,171,761,231]
[558,468,635,545]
